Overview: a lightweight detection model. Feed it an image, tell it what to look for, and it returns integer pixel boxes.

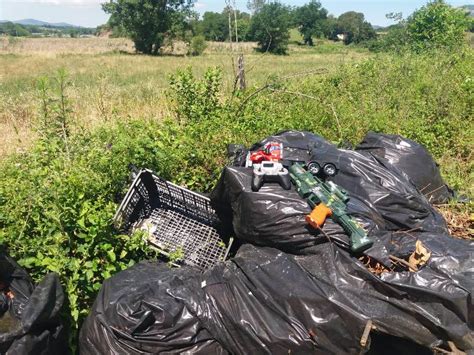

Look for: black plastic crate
[114,169,232,271]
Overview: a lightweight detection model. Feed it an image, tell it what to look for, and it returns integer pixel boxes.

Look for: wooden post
[238,54,246,90]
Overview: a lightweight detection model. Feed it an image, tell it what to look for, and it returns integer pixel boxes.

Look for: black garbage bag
[0,253,67,355]
[81,130,471,354]
[355,131,454,204]
[210,130,449,260]
[79,260,226,354]
[79,243,473,354]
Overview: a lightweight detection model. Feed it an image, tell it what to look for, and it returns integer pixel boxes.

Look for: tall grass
[0,38,371,156]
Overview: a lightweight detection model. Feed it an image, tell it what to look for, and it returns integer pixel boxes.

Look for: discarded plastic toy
[289,163,373,253]
[247,141,283,166]
[307,161,338,177]
[251,161,291,191]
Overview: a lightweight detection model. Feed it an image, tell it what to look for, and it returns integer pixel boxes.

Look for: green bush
[406,0,470,52]
[371,1,471,53]
[188,35,207,56]
[168,66,222,123]
[0,72,166,346]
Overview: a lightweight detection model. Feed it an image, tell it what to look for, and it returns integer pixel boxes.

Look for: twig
[267,87,320,100]
[316,225,334,245]
[360,320,373,347]
[424,184,446,197]
[236,83,272,116]
[419,183,432,193]
[329,103,343,142]
[389,254,418,272]
[393,227,421,234]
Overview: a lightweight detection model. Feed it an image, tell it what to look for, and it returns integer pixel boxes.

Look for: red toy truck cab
[249,142,283,164]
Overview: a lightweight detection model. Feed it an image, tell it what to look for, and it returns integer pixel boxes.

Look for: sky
[0,0,471,28]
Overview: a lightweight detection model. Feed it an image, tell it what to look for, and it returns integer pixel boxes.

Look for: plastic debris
[0,252,67,354]
[80,130,473,354]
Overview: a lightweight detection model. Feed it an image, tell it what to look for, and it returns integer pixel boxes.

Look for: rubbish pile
[0,252,67,354]
[79,131,473,354]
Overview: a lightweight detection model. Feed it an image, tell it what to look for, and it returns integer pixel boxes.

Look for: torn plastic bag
[355,131,454,204]
[0,253,67,355]
[211,130,449,259]
[79,243,473,354]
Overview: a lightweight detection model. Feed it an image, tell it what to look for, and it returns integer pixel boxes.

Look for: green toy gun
[289,163,373,253]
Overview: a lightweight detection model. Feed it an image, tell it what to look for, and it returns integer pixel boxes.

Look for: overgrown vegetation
[367,0,473,52]
[1,49,472,347]
[0,72,164,344]
[0,1,473,350]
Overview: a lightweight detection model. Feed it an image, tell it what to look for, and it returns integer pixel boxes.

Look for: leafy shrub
[0,72,166,346]
[406,0,470,52]
[188,35,207,56]
[370,1,470,53]
[168,66,222,123]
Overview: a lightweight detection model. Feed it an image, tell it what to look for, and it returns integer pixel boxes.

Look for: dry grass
[0,37,134,54]
[0,37,370,157]
[437,204,474,240]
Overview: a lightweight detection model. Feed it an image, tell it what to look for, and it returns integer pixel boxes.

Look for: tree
[295,1,328,45]
[247,0,266,15]
[249,2,291,54]
[406,0,470,51]
[336,11,376,44]
[199,12,227,41]
[322,15,338,40]
[198,9,251,42]
[102,0,194,55]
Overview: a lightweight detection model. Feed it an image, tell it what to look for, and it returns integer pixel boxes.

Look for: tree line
[103,0,379,54]
[0,22,95,37]
[103,0,473,55]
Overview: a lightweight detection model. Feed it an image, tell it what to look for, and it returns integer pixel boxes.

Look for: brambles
[168,66,222,123]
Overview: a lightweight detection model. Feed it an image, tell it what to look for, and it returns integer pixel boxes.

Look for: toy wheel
[323,163,337,177]
[307,162,321,175]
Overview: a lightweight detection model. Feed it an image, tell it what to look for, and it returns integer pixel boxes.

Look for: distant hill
[2,19,80,28]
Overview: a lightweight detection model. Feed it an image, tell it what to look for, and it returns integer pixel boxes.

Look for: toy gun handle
[351,232,373,253]
[336,214,373,253]
[306,203,332,229]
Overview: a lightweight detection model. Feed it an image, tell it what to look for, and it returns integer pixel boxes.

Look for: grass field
[0,37,370,157]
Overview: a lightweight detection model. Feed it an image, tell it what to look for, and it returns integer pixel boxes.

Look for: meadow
[0,36,472,345]
[0,37,369,156]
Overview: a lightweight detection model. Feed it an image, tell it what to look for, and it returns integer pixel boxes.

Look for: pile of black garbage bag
[0,252,67,354]
[80,131,472,354]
